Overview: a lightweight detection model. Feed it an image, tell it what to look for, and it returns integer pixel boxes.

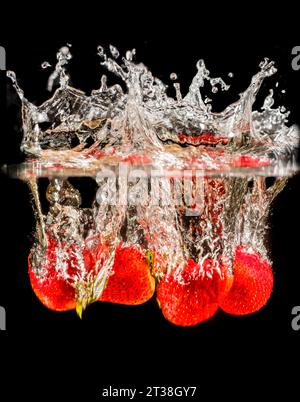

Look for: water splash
[6,45,300,321]
[7,46,299,169]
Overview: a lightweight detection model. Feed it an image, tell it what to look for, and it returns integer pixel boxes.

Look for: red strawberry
[28,237,81,311]
[99,244,155,305]
[157,258,233,327]
[220,246,274,315]
[28,235,104,313]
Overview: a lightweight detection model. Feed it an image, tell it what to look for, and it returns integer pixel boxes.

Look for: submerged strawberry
[99,244,155,305]
[220,246,274,315]
[28,237,82,311]
[157,258,233,326]
[28,235,106,313]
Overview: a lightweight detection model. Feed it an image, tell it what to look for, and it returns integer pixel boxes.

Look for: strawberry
[28,237,81,311]
[28,235,105,313]
[99,244,155,305]
[157,258,233,327]
[220,246,274,315]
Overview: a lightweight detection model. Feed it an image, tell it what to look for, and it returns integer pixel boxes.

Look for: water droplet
[126,49,136,61]
[228,72,234,78]
[196,59,205,70]
[6,70,16,80]
[126,51,132,61]
[60,46,71,57]
[97,46,105,57]
[109,45,120,59]
[41,62,52,69]
[170,73,177,81]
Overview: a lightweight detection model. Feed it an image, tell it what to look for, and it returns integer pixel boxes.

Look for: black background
[1,29,300,400]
